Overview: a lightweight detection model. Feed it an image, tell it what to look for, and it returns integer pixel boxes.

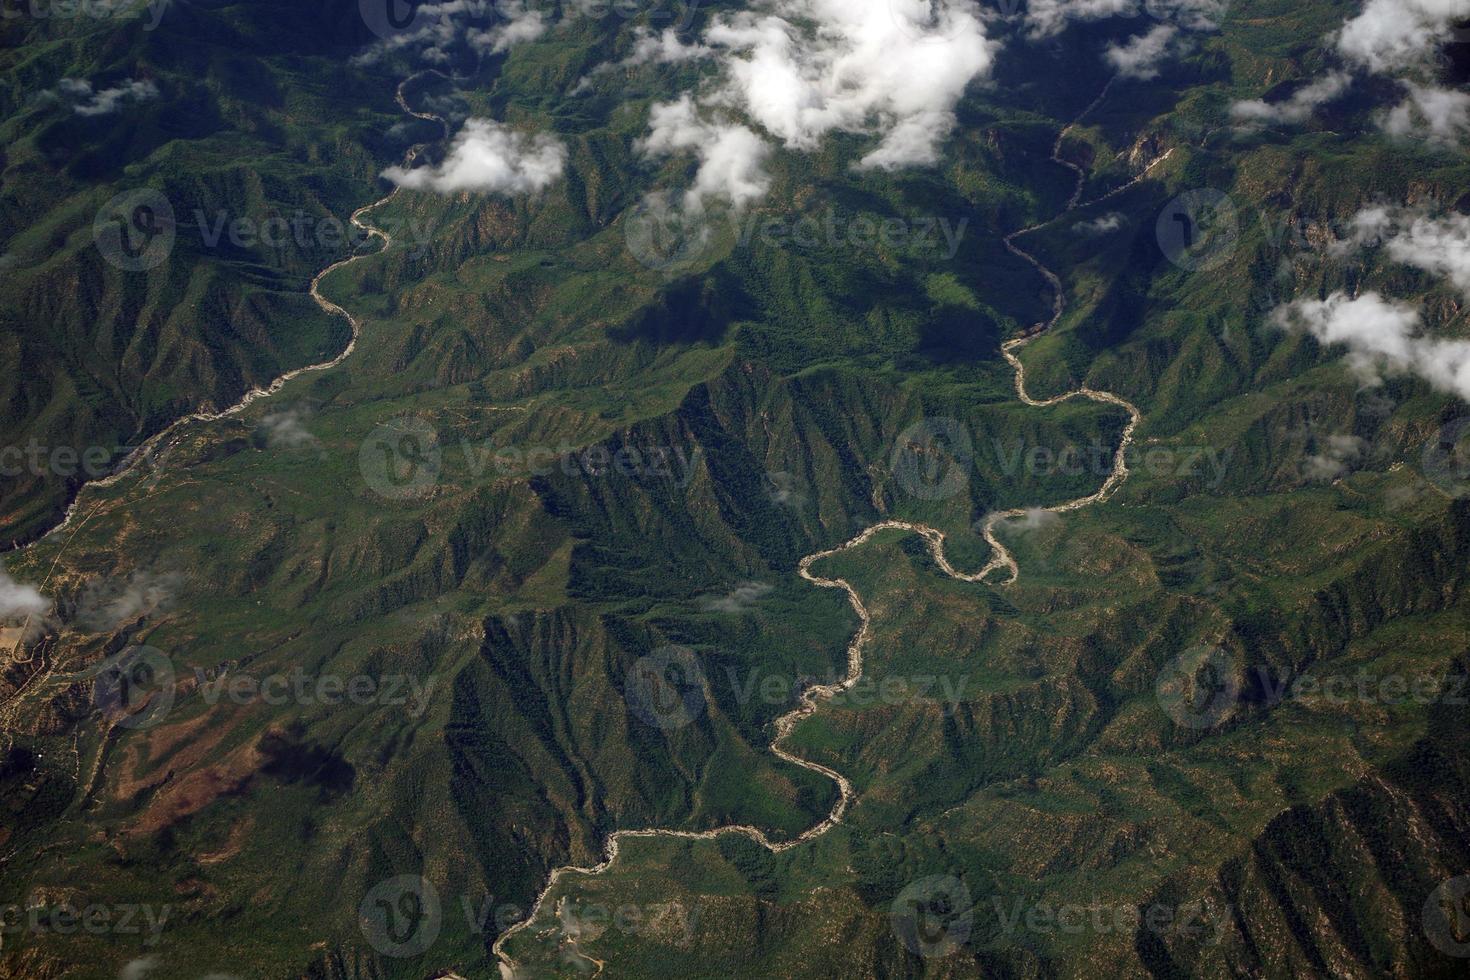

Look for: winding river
[4,74,448,555]
[491,90,1160,977]
[2,68,1162,978]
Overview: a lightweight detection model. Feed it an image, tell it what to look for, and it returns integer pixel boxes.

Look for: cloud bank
[1275,206,1470,399]
[1274,291,1470,397]
[620,0,996,210]
[1232,0,1470,138]
[1230,71,1353,125]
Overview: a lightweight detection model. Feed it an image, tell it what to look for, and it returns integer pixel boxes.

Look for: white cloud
[1231,70,1353,125]
[639,95,771,210]
[1337,0,1469,75]
[1226,0,1470,138]
[1335,207,1470,295]
[52,78,159,116]
[467,1,546,53]
[1330,0,1470,141]
[1303,433,1367,481]
[1286,206,1470,398]
[1383,81,1470,144]
[587,1,998,209]
[1075,212,1124,235]
[383,118,566,194]
[573,27,713,93]
[119,959,159,980]
[0,565,49,622]
[1025,0,1227,38]
[618,26,712,67]
[1000,508,1062,533]
[699,1,996,173]
[1273,291,1470,398]
[258,407,319,449]
[353,0,546,66]
[699,581,774,613]
[1105,24,1180,79]
[1380,209,1470,295]
[1026,0,1137,38]
[75,570,181,633]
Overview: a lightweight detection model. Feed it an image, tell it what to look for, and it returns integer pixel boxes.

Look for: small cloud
[1382,82,1470,146]
[257,407,319,450]
[999,508,1061,534]
[1303,434,1367,482]
[699,581,773,614]
[49,78,159,116]
[575,26,713,93]
[763,471,806,508]
[1105,24,1181,81]
[1074,212,1124,236]
[119,958,159,980]
[74,570,181,633]
[0,564,50,622]
[382,118,566,195]
[1231,71,1353,127]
